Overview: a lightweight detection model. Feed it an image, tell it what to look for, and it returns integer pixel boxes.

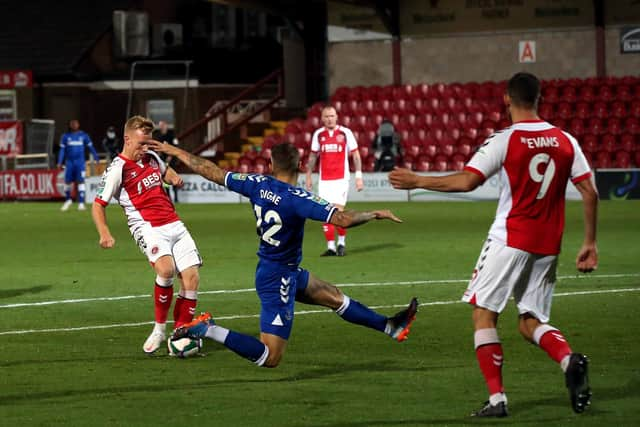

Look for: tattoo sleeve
[175,151,225,185]
[331,209,375,228]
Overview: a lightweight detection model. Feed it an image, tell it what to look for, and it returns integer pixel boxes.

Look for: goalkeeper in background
[57,119,99,211]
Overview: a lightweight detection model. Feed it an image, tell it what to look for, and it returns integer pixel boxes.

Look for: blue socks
[224,330,269,366]
[335,295,387,332]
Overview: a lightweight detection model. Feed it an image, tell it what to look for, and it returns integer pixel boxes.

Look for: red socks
[474,328,504,395]
[153,283,173,324]
[534,325,572,363]
[173,296,197,328]
[337,226,346,237]
[323,223,335,242]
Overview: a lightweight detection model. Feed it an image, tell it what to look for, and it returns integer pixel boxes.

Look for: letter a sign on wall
[519,40,536,63]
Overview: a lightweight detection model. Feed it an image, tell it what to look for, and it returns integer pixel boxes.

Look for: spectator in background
[153,120,180,203]
[57,119,99,211]
[373,119,402,172]
[102,125,121,162]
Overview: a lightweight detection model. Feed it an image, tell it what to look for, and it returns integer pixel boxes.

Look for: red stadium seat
[581,134,598,154]
[542,86,559,103]
[457,142,473,158]
[636,150,640,167]
[433,155,449,172]
[422,143,437,157]
[414,155,432,172]
[601,134,617,153]
[591,102,608,119]
[401,154,415,170]
[254,157,270,174]
[630,101,640,118]
[569,119,585,137]
[538,103,554,120]
[575,102,590,120]
[578,86,595,103]
[614,150,632,168]
[363,155,376,172]
[620,133,635,152]
[556,102,572,120]
[596,85,614,102]
[439,143,455,157]
[586,118,604,135]
[625,117,640,134]
[594,151,611,169]
[607,118,623,135]
[611,101,627,119]
[615,85,632,102]
[560,86,577,103]
[405,143,421,157]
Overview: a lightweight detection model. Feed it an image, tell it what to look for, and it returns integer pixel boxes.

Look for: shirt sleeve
[565,132,593,183]
[343,127,358,152]
[57,134,66,164]
[289,188,337,223]
[464,130,510,182]
[225,171,260,198]
[94,159,123,206]
[310,129,321,152]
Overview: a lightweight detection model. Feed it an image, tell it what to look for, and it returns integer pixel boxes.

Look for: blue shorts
[255,259,309,340]
[64,161,86,183]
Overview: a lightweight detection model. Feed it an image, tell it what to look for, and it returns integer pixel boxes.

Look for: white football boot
[143,329,166,354]
[77,203,86,211]
[60,200,72,211]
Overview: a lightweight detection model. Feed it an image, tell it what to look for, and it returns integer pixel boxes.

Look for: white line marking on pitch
[1,272,638,309]
[0,286,638,336]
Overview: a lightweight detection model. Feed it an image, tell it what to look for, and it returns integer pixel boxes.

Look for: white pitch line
[1,287,639,336]
[1,272,638,310]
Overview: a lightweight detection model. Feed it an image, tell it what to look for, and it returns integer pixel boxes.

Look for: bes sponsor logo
[141,172,162,189]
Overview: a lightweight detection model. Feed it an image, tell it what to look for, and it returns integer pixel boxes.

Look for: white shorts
[132,221,202,272]
[461,238,557,323]
[318,179,349,206]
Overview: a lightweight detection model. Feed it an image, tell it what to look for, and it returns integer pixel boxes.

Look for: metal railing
[177,68,284,155]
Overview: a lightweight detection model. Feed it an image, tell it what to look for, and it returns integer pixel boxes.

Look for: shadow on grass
[0,285,51,299]
[342,242,404,256]
[0,358,451,405]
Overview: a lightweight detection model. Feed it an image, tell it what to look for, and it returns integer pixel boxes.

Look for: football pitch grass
[1,200,638,426]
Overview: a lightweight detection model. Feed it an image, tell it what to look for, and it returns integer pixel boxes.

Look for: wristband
[355,171,363,179]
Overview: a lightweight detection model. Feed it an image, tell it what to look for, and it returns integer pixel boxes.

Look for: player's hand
[576,242,598,273]
[170,175,184,188]
[388,167,420,190]
[305,178,312,192]
[146,139,176,155]
[99,234,115,249]
[356,177,364,191]
[373,210,402,223]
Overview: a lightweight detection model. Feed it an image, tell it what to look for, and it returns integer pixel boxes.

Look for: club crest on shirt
[149,158,159,169]
[336,134,345,142]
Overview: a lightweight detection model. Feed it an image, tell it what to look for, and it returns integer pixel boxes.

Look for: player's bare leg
[174,265,199,328]
[143,255,175,354]
[300,273,417,341]
[471,307,508,417]
[259,333,288,367]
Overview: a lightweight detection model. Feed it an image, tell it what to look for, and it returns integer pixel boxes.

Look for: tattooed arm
[146,140,226,185]
[329,209,401,228]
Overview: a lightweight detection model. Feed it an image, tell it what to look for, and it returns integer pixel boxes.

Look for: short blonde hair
[124,115,154,136]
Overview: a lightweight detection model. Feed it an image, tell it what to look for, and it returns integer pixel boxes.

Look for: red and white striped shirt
[465,120,592,255]
[310,125,358,181]
[94,151,179,230]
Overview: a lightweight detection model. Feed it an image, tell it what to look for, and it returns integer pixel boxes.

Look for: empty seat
[614,150,632,168]
[414,155,432,172]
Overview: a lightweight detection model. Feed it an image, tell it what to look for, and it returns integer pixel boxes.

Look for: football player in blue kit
[57,119,99,211]
[147,139,418,367]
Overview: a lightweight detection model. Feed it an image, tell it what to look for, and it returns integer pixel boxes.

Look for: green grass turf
[0,200,638,426]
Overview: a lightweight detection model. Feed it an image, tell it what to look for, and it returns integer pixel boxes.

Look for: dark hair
[270,142,300,174]
[507,72,541,109]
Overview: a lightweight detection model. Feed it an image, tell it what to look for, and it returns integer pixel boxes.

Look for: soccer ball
[167,337,202,358]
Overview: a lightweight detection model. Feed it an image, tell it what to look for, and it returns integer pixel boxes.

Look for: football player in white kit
[389,72,598,417]
[91,115,202,354]
[305,106,364,256]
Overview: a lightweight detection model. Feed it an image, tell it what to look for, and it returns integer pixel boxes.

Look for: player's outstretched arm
[389,167,482,192]
[146,140,225,185]
[91,202,115,249]
[574,176,599,272]
[330,209,402,228]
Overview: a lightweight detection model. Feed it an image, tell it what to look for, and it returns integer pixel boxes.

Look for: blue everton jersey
[57,130,99,164]
[225,172,336,265]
